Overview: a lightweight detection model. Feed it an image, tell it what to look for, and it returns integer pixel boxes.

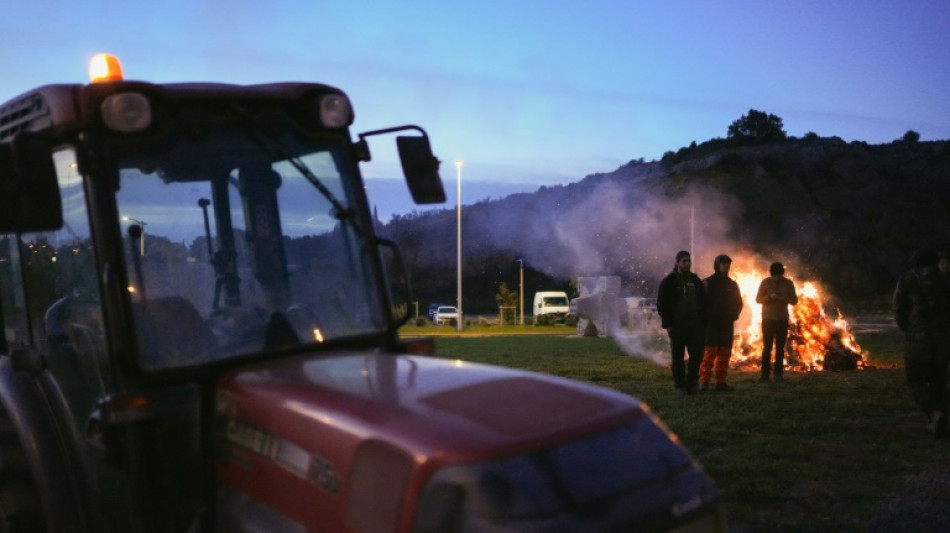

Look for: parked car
[534,291,571,318]
[428,302,447,321]
[433,305,459,325]
[638,297,658,312]
[623,297,660,330]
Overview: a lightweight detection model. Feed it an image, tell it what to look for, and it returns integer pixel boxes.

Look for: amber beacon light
[89,53,124,83]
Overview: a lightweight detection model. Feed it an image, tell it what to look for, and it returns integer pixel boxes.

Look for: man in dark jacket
[657,250,707,395]
[700,255,743,392]
[755,262,798,382]
[894,247,950,439]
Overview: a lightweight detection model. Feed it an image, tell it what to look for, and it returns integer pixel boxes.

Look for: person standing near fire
[700,254,743,392]
[894,247,950,439]
[755,262,798,382]
[657,250,707,395]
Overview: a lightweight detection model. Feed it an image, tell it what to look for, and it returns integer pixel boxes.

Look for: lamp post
[123,216,148,256]
[517,258,524,325]
[690,205,695,259]
[455,160,463,332]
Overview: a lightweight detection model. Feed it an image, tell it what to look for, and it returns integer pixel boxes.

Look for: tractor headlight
[318,94,353,128]
[101,92,152,132]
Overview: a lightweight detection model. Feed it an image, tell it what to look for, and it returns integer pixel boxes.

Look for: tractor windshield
[113,123,383,370]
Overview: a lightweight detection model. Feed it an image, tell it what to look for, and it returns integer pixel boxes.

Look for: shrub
[534,314,565,326]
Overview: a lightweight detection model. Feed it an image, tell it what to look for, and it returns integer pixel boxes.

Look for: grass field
[404,325,949,532]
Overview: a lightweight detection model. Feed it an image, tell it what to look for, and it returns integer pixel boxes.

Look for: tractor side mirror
[357,125,446,205]
[396,135,446,204]
[0,133,63,231]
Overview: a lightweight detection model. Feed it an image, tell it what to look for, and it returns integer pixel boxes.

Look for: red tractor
[0,54,724,532]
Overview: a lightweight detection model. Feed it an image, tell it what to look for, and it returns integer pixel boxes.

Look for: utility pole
[690,205,695,259]
[517,258,524,325]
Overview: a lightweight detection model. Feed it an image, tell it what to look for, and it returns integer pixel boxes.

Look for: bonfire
[730,268,865,372]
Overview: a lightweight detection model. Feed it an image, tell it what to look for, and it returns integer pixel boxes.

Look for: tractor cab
[0,55,443,531]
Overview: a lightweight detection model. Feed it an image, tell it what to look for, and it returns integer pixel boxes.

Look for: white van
[533,291,571,318]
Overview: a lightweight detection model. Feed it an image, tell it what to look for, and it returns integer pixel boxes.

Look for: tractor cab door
[0,145,157,531]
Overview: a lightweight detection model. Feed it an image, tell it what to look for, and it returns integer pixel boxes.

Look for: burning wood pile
[731,268,865,372]
[575,267,865,372]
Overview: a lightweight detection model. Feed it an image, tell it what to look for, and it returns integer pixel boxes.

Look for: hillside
[380,136,950,314]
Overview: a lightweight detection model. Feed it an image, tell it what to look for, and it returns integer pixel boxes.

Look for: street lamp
[123,216,148,256]
[690,205,695,259]
[455,160,463,332]
[517,258,524,325]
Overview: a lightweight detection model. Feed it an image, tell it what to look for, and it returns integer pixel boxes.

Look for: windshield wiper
[231,104,362,235]
[284,154,357,226]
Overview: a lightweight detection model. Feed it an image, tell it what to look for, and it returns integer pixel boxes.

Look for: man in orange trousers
[700,255,743,391]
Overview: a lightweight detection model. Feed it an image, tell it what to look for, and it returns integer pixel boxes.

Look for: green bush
[534,313,565,326]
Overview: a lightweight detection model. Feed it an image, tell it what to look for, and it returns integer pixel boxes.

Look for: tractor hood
[215,351,645,463]
[212,351,718,532]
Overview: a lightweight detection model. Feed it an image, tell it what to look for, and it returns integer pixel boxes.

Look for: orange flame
[730,268,865,372]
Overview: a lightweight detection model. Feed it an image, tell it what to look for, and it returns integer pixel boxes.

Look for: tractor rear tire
[0,410,47,532]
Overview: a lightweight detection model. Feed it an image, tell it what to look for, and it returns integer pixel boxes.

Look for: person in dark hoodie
[755,262,798,382]
[700,255,743,392]
[893,246,949,439]
[657,250,707,395]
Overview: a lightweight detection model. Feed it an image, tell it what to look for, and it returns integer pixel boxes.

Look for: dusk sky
[3,1,948,205]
